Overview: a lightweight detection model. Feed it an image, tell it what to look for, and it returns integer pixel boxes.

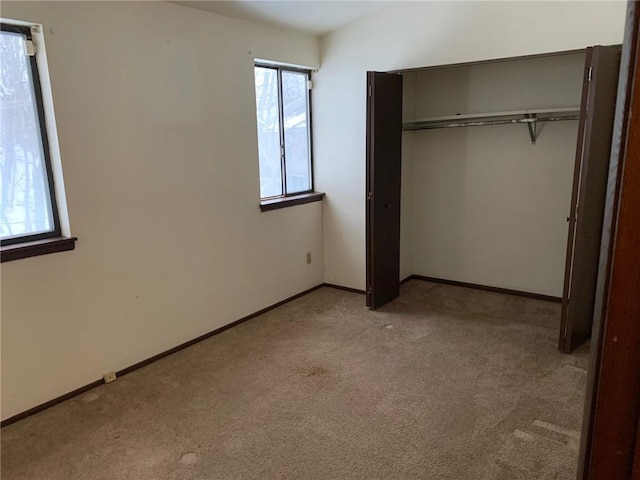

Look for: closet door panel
[560,46,621,353]
[366,71,403,308]
[560,48,595,352]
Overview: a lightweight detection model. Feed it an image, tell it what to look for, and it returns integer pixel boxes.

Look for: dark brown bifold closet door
[560,46,622,353]
[366,71,403,309]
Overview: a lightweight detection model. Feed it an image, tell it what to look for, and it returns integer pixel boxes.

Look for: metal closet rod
[402,115,580,131]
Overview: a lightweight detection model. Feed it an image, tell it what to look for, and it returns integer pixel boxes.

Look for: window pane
[0,30,55,240]
[254,67,282,198]
[282,71,311,194]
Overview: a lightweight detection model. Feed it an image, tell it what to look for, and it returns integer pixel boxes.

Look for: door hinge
[24,39,36,56]
[308,80,313,90]
[367,287,373,295]
[367,192,373,200]
[368,85,372,97]
[588,67,592,82]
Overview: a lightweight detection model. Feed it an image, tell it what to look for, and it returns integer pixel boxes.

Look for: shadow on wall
[411,127,471,278]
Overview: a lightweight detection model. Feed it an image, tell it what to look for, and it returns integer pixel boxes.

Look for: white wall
[400,73,417,281]
[0,1,321,420]
[314,1,626,291]
[409,53,585,297]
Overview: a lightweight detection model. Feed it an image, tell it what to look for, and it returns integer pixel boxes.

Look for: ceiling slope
[172,1,389,36]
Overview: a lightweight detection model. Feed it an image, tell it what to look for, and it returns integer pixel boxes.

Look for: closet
[366,47,620,352]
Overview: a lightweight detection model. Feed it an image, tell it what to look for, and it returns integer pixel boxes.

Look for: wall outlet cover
[103,371,117,384]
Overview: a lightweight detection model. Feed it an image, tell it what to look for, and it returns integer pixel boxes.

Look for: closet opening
[365,46,621,353]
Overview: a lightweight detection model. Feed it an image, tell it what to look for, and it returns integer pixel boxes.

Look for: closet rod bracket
[525,113,537,144]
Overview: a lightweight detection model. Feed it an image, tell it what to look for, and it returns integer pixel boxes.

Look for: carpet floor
[1,280,589,479]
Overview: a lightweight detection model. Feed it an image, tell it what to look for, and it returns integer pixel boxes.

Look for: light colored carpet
[1,280,589,479]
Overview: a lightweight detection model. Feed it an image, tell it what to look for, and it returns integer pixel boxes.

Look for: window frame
[255,62,315,201]
[0,22,62,246]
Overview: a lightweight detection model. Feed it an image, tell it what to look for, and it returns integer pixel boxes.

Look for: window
[254,64,319,209]
[1,23,74,261]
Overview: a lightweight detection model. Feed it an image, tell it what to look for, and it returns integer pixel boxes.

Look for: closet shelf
[403,107,580,144]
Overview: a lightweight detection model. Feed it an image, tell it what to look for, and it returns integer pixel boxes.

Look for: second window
[254,64,312,199]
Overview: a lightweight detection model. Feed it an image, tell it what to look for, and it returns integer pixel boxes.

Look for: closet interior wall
[400,73,417,281]
[401,52,586,297]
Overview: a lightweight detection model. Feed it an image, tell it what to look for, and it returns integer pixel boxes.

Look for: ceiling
[173,1,389,36]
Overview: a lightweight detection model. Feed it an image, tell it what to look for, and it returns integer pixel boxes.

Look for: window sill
[260,192,325,212]
[1,236,77,263]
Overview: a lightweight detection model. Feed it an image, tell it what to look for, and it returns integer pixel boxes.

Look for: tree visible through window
[254,64,312,199]
[0,24,59,245]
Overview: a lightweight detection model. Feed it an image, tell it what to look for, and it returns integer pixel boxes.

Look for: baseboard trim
[0,379,105,428]
[322,283,366,295]
[408,275,562,303]
[400,276,413,285]
[1,283,325,428]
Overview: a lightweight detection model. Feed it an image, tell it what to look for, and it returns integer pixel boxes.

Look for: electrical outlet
[306,252,312,264]
[103,371,117,384]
